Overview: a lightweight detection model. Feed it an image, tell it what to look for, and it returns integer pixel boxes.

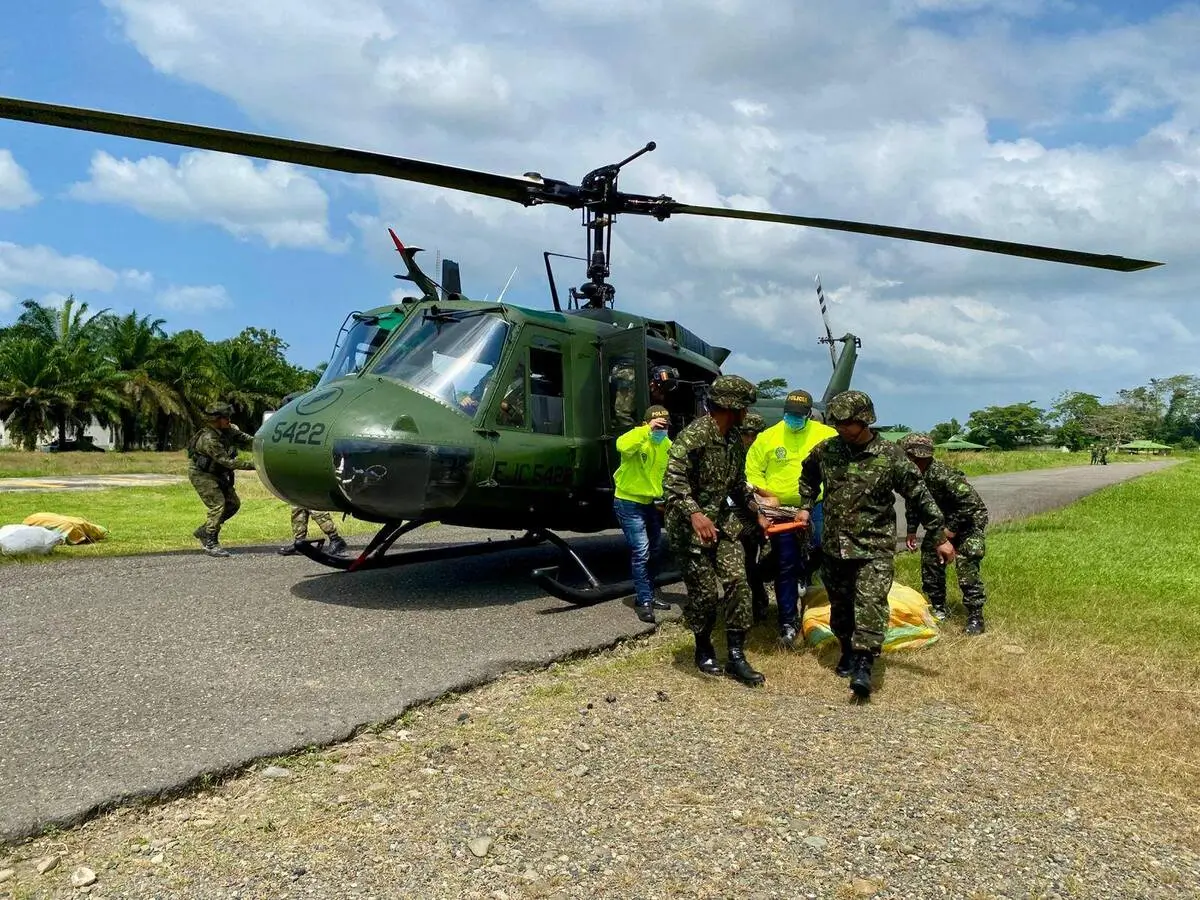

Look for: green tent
[1116,440,1172,454]
[935,437,987,451]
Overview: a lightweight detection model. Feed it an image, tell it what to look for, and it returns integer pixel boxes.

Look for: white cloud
[0,241,150,294]
[53,0,1200,423]
[69,151,347,252]
[0,149,39,209]
[0,288,14,313]
[156,284,231,312]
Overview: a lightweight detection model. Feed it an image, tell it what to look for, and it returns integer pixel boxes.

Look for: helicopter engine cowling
[254,378,485,523]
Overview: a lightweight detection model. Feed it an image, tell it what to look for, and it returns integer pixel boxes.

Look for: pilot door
[596,325,648,482]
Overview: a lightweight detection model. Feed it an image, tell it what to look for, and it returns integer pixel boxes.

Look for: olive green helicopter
[0,96,1162,603]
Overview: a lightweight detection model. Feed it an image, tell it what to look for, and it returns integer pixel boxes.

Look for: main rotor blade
[0,96,538,205]
[671,203,1162,272]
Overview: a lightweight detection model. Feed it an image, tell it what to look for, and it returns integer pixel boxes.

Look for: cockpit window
[318,313,402,386]
[367,310,510,416]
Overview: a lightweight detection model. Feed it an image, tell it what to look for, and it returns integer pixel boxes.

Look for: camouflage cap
[644,404,671,424]
[205,402,235,418]
[783,389,814,415]
[707,374,757,410]
[825,390,876,425]
[741,411,767,434]
[899,432,935,458]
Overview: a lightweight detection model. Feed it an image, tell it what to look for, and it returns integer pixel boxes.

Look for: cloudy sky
[1,0,1195,427]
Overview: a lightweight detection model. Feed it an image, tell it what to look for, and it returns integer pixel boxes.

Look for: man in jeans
[613,405,673,623]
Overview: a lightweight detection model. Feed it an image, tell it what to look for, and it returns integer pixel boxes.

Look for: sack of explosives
[802,582,940,652]
[22,513,109,544]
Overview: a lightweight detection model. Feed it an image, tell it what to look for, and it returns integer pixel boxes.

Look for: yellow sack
[802,582,940,652]
[22,513,109,545]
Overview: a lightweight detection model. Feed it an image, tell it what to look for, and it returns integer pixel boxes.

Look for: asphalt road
[0,460,1175,841]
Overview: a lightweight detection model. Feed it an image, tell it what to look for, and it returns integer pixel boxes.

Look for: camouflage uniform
[900,434,989,613]
[663,374,763,684]
[290,507,339,541]
[611,361,638,432]
[799,392,944,657]
[188,404,255,552]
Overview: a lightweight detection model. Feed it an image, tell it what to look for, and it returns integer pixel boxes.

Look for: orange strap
[765,520,808,535]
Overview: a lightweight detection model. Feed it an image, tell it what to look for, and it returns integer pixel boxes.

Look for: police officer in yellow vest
[614,404,673,623]
[745,389,837,647]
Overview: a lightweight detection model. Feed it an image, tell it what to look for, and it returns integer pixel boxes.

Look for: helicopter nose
[255,380,482,522]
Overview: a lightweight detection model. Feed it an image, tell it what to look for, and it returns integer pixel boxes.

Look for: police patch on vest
[775,447,787,460]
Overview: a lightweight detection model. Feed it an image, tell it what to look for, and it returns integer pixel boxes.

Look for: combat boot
[965,609,986,635]
[724,629,765,687]
[277,541,299,556]
[835,641,854,677]
[694,631,723,677]
[193,525,210,545]
[203,540,232,558]
[651,590,672,611]
[778,621,799,650]
[327,535,348,556]
[929,599,949,621]
[849,650,875,699]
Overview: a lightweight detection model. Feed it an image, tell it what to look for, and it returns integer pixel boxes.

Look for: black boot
[835,640,854,677]
[965,609,986,635]
[929,599,949,621]
[725,629,765,687]
[849,650,875,699]
[278,541,299,556]
[327,535,348,556]
[778,621,798,650]
[694,631,723,677]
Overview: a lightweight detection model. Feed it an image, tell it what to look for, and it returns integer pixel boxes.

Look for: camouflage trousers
[922,531,986,610]
[670,532,753,635]
[291,507,339,541]
[823,555,894,653]
[189,472,240,540]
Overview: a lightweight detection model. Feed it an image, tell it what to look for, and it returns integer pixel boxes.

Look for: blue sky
[2,0,1198,428]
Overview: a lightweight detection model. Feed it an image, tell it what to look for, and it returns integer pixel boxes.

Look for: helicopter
[0,96,1162,603]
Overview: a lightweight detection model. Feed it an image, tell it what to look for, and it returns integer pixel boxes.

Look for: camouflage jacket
[798,434,943,559]
[188,425,256,475]
[904,460,988,535]
[663,415,753,541]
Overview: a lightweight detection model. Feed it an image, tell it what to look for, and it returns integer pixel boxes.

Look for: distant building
[0,416,117,450]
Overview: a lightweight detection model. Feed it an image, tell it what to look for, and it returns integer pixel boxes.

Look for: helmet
[899,432,935,458]
[707,374,757,411]
[644,404,671,423]
[205,402,235,418]
[741,411,767,434]
[650,365,679,387]
[825,390,876,426]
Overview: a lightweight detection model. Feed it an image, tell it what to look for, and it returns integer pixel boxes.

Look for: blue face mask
[783,413,808,431]
[650,429,668,444]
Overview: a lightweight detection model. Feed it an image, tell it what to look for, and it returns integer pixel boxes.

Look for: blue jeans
[614,498,663,606]
[771,502,824,627]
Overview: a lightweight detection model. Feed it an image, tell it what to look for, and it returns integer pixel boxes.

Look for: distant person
[188,403,256,558]
[796,391,951,699]
[1090,446,1098,465]
[744,389,837,648]
[1100,445,1108,465]
[900,433,989,634]
[737,411,771,623]
[663,375,766,687]
[613,405,674,623]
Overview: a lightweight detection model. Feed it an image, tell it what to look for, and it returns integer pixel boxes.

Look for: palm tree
[155,329,217,450]
[0,337,71,450]
[102,311,185,451]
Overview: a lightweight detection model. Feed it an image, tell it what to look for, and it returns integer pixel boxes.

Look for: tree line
[0,297,319,452]
[753,377,1200,451]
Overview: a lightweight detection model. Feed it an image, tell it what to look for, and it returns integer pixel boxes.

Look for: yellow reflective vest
[745,419,837,506]
[613,424,672,505]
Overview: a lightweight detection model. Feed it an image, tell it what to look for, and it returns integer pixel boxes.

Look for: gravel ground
[2,626,1196,900]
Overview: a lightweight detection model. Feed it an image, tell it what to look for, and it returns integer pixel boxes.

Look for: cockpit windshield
[367,309,510,416]
[317,312,403,387]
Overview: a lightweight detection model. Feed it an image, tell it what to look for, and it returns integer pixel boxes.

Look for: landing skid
[293,519,683,606]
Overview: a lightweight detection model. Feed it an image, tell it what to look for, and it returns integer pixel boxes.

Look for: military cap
[825,390,876,425]
[741,411,767,434]
[783,389,814,416]
[205,402,235,418]
[899,432,935,458]
[644,405,671,424]
[707,374,757,410]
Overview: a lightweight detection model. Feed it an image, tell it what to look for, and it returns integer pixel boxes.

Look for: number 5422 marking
[271,421,326,445]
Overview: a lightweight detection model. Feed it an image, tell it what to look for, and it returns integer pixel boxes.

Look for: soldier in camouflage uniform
[738,412,772,623]
[663,374,766,686]
[612,363,679,433]
[796,391,952,698]
[188,403,256,558]
[900,433,989,634]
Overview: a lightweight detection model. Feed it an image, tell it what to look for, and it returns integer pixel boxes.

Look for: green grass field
[941,448,1148,476]
[0,475,380,560]
[895,459,1200,657]
[0,449,190,477]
